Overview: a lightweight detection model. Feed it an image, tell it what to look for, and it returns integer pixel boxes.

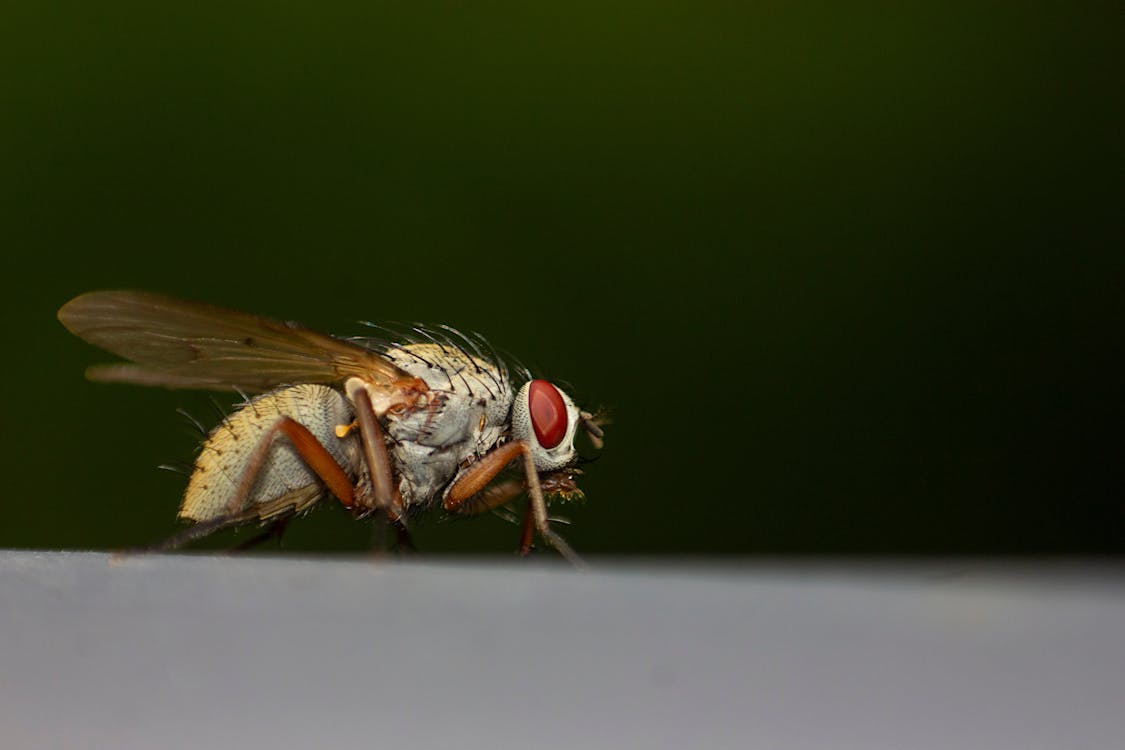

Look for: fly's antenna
[579,409,607,450]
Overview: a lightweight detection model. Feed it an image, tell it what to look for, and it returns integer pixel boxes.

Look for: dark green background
[3,2,1121,554]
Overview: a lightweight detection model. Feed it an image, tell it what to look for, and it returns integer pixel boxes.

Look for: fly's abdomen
[180,384,358,522]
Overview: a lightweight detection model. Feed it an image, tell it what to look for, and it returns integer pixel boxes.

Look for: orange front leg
[443,442,527,512]
[444,441,585,568]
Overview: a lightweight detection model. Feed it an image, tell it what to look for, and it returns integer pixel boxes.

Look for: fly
[58,290,604,565]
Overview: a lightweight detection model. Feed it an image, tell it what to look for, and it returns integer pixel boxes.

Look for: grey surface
[2,552,1124,749]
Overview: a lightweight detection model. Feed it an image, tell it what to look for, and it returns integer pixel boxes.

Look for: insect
[58,290,604,564]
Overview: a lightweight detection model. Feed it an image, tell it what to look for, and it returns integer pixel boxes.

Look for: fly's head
[511,379,587,472]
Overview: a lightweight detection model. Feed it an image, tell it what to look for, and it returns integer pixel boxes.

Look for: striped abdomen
[180,384,360,523]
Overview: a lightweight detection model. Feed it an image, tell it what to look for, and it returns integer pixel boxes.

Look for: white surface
[1,552,1124,749]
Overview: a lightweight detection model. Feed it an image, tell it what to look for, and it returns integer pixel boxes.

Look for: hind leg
[126,416,355,555]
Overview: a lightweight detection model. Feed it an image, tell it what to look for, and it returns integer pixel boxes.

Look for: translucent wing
[58,290,413,393]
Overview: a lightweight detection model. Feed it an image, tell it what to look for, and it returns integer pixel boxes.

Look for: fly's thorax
[511,380,581,472]
[369,343,514,509]
[180,384,359,522]
[384,343,512,416]
[381,343,513,448]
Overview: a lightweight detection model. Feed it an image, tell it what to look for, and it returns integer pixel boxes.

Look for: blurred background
[1,2,1120,555]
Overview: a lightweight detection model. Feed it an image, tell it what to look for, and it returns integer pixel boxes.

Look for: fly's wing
[58,290,413,393]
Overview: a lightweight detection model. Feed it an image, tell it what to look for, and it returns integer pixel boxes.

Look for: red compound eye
[528,380,567,449]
